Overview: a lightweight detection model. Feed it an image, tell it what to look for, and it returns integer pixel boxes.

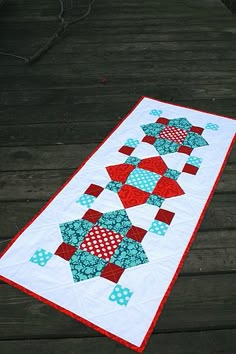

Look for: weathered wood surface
[0,0,235,353]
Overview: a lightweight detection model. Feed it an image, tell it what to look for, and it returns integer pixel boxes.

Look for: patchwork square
[105,181,123,193]
[30,249,53,267]
[164,168,181,180]
[125,156,141,166]
[159,126,188,144]
[82,209,103,224]
[85,184,104,197]
[55,242,77,261]
[110,237,149,268]
[69,250,107,282]
[149,220,168,236]
[126,168,161,193]
[79,225,123,262]
[101,263,124,283]
[125,138,140,148]
[155,209,175,224]
[126,226,147,242]
[77,194,96,208]
[119,146,134,155]
[187,156,202,168]
[142,135,156,144]
[109,285,133,306]
[147,194,164,207]
[183,163,199,175]
[60,219,93,247]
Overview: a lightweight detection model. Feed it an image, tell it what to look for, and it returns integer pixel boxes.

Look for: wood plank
[0,274,235,339]
[1,85,236,108]
[1,62,236,90]
[0,98,235,126]
[0,144,235,171]
[0,329,235,354]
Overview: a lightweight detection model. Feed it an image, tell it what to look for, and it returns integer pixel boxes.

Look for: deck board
[0,0,235,352]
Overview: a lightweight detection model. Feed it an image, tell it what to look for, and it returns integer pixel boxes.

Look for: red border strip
[0,97,235,353]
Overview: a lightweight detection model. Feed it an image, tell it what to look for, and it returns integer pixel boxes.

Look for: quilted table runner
[0,97,235,352]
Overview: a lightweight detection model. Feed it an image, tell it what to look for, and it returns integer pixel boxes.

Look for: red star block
[82,209,103,223]
[138,156,167,175]
[118,184,150,208]
[153,176,184,198]
[126,226,147,242]
[155,209,175,225]
[85,184,104,197]
[100,263,124,283]
[178,146,193,155]
[106,163,135,184]
[119,146,134,155]
[182,163,199,175]
[190,126,204,135]
[142,136,156,144]
[55,242,77,261]
[156,117,169,125]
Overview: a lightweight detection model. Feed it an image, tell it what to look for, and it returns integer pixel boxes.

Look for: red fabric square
[82,209,103,223]
[182,163,198,175]
[85,184,104,197]
[138,156,167,175]
[118,185,150,208]
[159,126,188,144]
[155,209,175,225]
[100,263,124,283]
[106,163,135,184]
[178,146,193,155]
[142,136,156,144]
[79,225,123,261]
[190,126,204,135]
[119,146,134,155]
[126,226,147,242]
[153,176,184,198]
[55,242,77,261]
[156,117,169,125]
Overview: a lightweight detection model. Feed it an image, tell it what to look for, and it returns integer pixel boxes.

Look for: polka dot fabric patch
[159,126,188,144]
[79,225,123,262]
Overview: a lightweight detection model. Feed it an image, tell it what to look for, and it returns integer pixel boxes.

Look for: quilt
[0,96,235,352]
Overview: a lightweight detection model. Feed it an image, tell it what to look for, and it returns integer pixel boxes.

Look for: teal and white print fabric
[0,97,235,352]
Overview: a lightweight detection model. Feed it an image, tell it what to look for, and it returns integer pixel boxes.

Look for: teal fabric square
[147,194,164,207]
[69,250,107,282]
[125,156,141,166]
[110,237,148,268]
[187,156,202,168]
[149,220,168,236]
[149,109,162,117]
[109,284,133,306]
[105,181,123,193]
[126,168,161,193]
[183,132,208,149]
[60,219,93,247]
[164,168,181,180]
[205,123,219,130]
[125,138,139,148]
[77,194,96,208]
[141,123,165,137]
[97,209,132,236]
[153,139,180,155]
[168,117,192,131]
[30,249,53,267]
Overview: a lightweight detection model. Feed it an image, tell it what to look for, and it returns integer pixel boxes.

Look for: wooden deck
[0,0,235,353]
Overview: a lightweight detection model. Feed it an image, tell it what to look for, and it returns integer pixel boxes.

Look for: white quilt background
[0,97,235,347]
